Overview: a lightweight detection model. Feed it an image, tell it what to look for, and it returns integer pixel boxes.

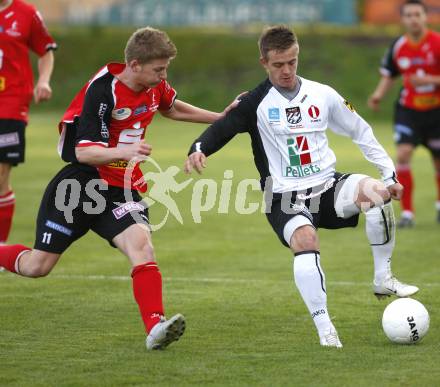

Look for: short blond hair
[124,27,177,64]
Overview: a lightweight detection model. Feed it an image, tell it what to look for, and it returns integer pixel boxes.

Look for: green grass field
[1,112,439,386]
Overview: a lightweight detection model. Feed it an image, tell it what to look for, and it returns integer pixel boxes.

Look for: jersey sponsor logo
[134,104,149,115]
[285,106,302,125]
[0,76,5,91]
[268,108,280,121]
[411,57,425,66]
[45,220,73,236]
[397,57,411,70]
[108,160,136,169]
[413,95,440,109]
[308,105,320,120]
[112,107,132,120]
[284,136,321,178]
[343,100,356,113]
[117,126,144,147]
[0,132,19,148]
[112,201,145,220]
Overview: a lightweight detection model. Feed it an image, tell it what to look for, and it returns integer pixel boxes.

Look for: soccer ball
[382,298,430,344]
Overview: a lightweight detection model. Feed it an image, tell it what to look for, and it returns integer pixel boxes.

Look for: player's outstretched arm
[161,93,244,124]
[75,142,152,166]
[184,93,252,173]
[409,73,440,87]
[184,152,207,174]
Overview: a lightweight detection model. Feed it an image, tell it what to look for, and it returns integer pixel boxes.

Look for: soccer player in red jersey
[0,0,56,242]
[0,27,238,350]
[368,0,440,227]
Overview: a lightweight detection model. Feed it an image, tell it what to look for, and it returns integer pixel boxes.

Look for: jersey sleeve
[188,96,254,156]
[28,9,57,56]
[379,38,400,78]
[158,80,177,111]
[326,86,396,182]
[75,81,113,148]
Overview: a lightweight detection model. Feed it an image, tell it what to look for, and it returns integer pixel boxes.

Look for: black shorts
[34,163,149,254]
[0,119,26,165]
[266,173,359,248]
[394,104,440,157]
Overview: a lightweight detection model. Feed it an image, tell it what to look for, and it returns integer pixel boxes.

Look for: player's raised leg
[0,246,60,277]
[335,174,418,298]
[113,224,185,350]
[286,218,342,348]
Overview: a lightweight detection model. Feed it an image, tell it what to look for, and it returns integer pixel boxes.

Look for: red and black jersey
[380,30,440,111]
[59,63,177,192]
[0,0,57,122]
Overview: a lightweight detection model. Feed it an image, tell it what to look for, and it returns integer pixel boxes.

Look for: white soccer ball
[382,298,430,344]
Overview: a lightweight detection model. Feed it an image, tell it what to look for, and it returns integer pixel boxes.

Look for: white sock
[293,251,333,338]
[401,210,414,219]
[365,201,395,283]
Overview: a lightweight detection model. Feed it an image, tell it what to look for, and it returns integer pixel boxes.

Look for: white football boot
[320,327,343,348]
[373,274,419,299]
[146,314,186,350]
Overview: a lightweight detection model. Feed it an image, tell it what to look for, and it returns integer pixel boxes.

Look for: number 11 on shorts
[42,232,52,244]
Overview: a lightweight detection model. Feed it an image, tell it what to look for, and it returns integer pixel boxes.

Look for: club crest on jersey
[112,108,132,120]
[6,21,20,37]
[285,106,302,125]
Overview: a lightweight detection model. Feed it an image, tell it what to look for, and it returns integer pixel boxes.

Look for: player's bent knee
[290,225,318,252]
[283,214,314,247]
[22,251,60,278]
[357,178,390,209]
[127,240,156,266]
[334,174,369,218]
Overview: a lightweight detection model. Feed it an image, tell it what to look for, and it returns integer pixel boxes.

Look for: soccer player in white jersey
[184,26,419,348]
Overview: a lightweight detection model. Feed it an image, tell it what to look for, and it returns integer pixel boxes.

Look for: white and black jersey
[189,77,396,193]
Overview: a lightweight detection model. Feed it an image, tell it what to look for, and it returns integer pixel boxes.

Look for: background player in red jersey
[0,0,56,242]
[0,26,239,350]
[368,0,440,227]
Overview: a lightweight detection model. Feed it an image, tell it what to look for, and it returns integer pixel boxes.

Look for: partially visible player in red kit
[0,27,239,350]
[0,0,56,242]
[368,0,440,227]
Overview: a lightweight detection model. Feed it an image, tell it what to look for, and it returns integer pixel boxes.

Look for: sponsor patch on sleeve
[343,100,356,113]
